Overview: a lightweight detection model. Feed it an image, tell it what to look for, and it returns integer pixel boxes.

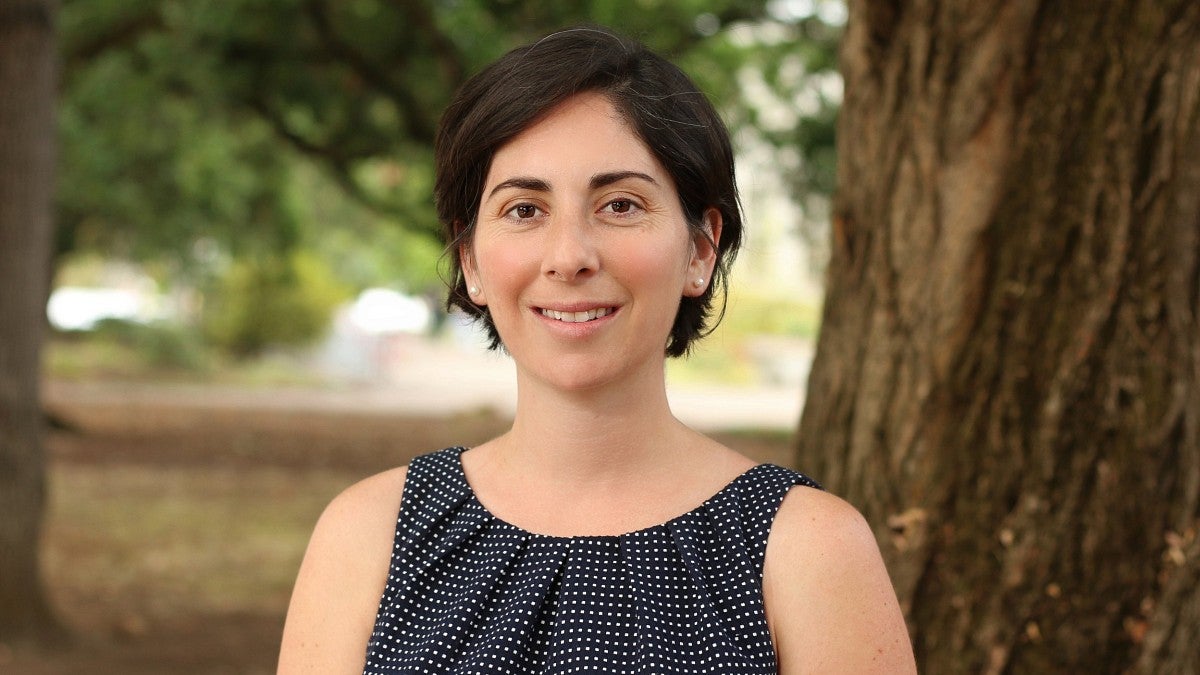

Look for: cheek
[627,233,693,285]
[474,239,538,294]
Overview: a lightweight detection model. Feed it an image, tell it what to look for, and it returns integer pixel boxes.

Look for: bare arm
[763,487,917,674]
[277,466,407,674]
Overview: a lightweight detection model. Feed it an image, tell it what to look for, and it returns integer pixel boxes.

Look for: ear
[459,242,487,306]
[684,208,723,297]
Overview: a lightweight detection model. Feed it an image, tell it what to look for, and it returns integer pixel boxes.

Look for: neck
[498,359,688,485]
[462,353,747,538]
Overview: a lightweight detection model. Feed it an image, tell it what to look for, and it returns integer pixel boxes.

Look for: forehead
[484,92,669,187]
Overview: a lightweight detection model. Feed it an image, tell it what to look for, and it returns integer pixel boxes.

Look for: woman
[278,26,915,674]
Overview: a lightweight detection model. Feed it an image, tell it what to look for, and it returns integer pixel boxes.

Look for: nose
[541,215,598,282]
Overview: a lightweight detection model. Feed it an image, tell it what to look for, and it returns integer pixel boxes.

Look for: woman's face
[465,92,720,393]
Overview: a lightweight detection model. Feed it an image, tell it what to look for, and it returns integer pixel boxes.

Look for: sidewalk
[44,374,802,433]
[331,331,807,431]
[45,332,808,433]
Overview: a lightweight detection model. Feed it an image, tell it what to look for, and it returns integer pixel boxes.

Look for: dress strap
[722,463,822,577]
[395,447,471,540]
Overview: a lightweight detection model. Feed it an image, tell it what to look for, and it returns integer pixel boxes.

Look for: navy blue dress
[363,447,819,674]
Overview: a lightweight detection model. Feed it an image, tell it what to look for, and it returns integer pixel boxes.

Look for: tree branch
[246,94,435,228]
[384,0,467,85]
[303,0,436,143]
[60,9,163,76]
[245,95,345,163]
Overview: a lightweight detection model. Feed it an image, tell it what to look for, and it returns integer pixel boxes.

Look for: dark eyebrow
[486,177,551,200]
[590,171,658,190]
[485,171,657,201]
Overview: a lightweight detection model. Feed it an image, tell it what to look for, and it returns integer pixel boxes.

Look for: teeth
[541,307,612,323]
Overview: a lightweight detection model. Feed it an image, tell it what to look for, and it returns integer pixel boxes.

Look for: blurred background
[9,0,1200,672]
[13,1,845,672]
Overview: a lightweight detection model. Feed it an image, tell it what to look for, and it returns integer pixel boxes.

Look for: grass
[43,462,355,626]
[44,325,326,388]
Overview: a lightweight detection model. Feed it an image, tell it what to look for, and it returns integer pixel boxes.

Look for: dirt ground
[5,382,796,674]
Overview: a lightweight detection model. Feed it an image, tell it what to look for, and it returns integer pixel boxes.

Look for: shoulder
[277,466,409,674]
[767,483,872,557]
[317,465,409,540]
[301,465,410,567]
[763,487,917,674]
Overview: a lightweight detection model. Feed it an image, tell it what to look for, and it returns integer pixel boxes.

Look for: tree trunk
[797,1,1200,672]
[0,0,61,642]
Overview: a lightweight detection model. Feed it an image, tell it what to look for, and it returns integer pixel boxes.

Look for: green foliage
[732,11,843,206]
[723,289,822,339]
[91,318,212,371]
[47,320,212,379]
[202,251,349,356]
[58,0,799,244]
[283,162,444,293]
[58,10,301,263]
[57,0,840,244]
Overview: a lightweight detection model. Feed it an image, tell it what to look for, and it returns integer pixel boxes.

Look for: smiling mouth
[539,307,615,323]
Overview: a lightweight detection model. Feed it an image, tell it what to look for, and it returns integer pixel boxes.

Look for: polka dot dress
[363,447,820,674]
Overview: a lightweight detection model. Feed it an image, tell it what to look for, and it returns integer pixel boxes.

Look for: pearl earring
[469,286,479,296]
[694,278,705,288]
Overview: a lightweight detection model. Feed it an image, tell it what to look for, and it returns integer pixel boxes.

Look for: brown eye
[514,204,538,218]
[609,200,632,213]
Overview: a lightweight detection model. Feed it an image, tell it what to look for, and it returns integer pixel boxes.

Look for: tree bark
[797,1,1200,672]
[0,0,61,642]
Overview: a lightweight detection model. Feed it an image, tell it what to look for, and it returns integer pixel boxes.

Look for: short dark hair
[436,25,743,357]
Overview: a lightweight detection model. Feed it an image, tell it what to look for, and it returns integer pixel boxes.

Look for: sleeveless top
[363,447,820,674]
